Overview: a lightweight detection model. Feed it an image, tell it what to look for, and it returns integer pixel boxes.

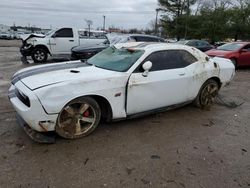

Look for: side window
[143,37,159,42]
[55,28,73,38]
[133,36,144,42]
[140,50,197,72]
[198,41,209,47]
[187,41,198,47]
[243,45,250,51]
[134,36,159,42]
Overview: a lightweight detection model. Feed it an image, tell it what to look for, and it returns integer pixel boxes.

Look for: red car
[206,42,250,67]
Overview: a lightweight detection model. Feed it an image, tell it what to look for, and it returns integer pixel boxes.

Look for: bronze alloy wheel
[56,97,101,139]
[195,79,219,109]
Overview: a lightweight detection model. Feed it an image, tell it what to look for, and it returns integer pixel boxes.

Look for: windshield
[176,40,187,44]
[88,47,144,72]
[45,29,55,36]
[217,43,244,51]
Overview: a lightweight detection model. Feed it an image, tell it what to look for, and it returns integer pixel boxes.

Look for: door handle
[179,73,185,76]
[69,40,74,42]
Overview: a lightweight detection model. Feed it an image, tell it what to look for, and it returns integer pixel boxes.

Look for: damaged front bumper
[16,114,55,144]
[20,43,33,57]
[8,82,58,143]
[20,43,34,63]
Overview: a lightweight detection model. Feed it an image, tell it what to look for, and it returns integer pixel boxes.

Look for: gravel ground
[0,40,250,188]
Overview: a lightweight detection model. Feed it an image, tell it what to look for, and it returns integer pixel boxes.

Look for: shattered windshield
[88,47,144,72]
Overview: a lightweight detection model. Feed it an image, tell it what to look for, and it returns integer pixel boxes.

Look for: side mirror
[142,61,152,77]
[241,49,248,53]
[51,33,58,38]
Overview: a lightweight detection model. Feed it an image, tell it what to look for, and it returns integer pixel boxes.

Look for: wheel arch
[67,95,113,122]
[34,45,51,55]
[90,95,113,122]
[194,77,221,108]
[208,76,222,89]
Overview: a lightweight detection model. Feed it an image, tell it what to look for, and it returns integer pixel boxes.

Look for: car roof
[107,33,163,39]
[229,41,250,45]
[128,34,162,38]
[115,42,197,51]
[114,42,208,62]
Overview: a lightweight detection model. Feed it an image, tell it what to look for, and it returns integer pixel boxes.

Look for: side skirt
[112,100,193,122]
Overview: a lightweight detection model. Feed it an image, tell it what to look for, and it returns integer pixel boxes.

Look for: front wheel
[195,79,219,109]
[32,48,48,63]
[56,97,101,139]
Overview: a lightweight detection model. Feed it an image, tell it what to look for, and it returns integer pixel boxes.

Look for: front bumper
[8,81,58,133]
[16,114,55,143]
[20,44,34,57]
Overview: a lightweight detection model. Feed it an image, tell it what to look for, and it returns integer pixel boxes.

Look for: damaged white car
[9,42,235,143]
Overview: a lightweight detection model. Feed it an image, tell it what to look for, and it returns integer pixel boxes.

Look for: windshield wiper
[81,59,93,65]
[85,61,93,65]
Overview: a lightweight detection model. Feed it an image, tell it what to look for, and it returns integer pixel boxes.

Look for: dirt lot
[0,39,249,188]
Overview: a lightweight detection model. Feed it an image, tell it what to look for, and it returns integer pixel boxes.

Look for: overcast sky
[0,0,159,29]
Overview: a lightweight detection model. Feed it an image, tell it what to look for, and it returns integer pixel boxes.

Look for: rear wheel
[32,48,48,63]
[56,97,101,139]
[195,79,219,109]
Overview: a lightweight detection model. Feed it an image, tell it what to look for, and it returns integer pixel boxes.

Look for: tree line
[158,0,250,43]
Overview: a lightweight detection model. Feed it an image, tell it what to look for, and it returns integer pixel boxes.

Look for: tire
[32,48,48,63]
[56,97,101,139]
[230,58,238,69]
[194,79,219,110]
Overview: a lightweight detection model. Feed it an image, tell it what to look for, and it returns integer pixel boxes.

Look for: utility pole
[85,19,93,37]
[103,15,106,31]
[155,8,161,35]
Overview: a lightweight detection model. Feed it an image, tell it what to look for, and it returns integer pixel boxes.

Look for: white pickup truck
[20,27,106,63]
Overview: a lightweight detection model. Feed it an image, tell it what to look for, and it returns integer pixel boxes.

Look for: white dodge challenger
[9,42,235,143]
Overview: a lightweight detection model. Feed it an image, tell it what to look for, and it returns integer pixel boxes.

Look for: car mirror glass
[241,49,248,53]
[142,61,152,77]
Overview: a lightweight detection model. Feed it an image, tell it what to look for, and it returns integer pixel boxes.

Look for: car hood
[206,49,235,57]
[72,43,108,52]
[21,33,45,42]
[12,61,122,90]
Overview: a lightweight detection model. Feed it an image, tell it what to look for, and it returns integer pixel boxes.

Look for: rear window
[134,36,163,42]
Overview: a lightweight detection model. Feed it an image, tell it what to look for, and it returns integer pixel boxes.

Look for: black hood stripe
[12,62,90,85]
[13,62,85,79]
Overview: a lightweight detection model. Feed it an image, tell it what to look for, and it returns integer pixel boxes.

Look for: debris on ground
[242,149,247,155]
[202,120,215,127]
[125,167,135,175]
[215,95,244,109]
[141,178,151,185]
[151,155,161,159]
[84,158,89,166]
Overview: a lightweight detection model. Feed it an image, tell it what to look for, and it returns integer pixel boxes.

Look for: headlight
[24,44,32,49]
[15,88,30,107]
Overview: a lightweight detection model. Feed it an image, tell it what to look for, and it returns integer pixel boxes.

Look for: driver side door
[49,28,78,55]
[238,44,250,66]
[126,50,197,115]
